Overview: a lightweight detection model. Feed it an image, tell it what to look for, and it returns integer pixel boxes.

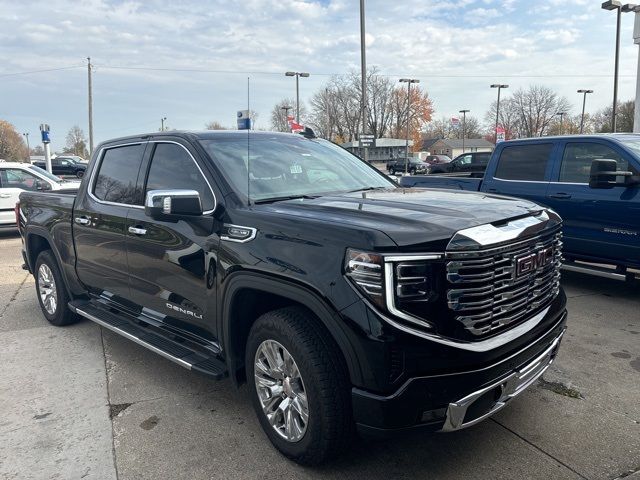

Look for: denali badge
[515,246,554,278]
[166,302,203,319]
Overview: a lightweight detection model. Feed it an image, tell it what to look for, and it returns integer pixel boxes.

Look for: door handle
[486,188,499,193]
[549,193,572,200]
[128,226,147,235]
[74,216,91,225]
[0,194,11,198]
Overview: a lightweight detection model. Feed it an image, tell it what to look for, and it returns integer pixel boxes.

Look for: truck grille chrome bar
[446,227,562,336]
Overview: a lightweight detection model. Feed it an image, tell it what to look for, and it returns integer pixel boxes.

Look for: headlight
[344,249,385,309]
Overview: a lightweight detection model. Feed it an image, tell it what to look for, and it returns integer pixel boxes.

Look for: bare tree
[270,98,302,132]
[424,115,483,140]
[0,120,28,161]
[484,85,572,138]
[593,100,634,133]
[205,121,227,130]
[64,125,89,158]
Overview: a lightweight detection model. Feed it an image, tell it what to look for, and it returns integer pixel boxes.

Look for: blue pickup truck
[401,134,640,279]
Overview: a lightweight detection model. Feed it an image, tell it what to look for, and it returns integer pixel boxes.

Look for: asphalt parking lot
[0,230,638,480]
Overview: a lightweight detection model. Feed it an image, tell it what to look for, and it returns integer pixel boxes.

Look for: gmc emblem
[515,246,554,278]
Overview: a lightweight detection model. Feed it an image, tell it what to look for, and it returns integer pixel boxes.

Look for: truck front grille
[445,227,562,337]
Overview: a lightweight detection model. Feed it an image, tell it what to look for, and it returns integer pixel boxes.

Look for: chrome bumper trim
[440,328,565,432]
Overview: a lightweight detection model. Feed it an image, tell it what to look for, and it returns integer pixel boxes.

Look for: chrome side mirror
[145,189,203,217]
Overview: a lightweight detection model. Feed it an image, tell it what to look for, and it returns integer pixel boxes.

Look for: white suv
[0,162,80,229]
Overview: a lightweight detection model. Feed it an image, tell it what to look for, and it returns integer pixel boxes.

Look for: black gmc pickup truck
[18,130,567,465]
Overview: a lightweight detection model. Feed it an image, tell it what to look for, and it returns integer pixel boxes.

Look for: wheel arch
[221,272,363,388]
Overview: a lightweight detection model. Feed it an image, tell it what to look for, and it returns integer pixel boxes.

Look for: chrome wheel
[254,339,309,442]
[37,264,57,315]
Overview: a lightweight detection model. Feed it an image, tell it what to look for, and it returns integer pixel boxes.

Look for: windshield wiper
[254,194,320,204]
[346,186,388,193]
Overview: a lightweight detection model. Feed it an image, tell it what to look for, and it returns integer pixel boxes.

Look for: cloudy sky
[0,0,637,152]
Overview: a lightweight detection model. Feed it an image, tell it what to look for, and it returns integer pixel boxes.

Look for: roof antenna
[247,76,251,206]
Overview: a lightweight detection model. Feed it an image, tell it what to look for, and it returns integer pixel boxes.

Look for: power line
[0,65,84,78]
[0,63,636,79]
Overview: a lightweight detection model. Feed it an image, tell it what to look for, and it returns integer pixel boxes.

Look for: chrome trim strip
[377,304,552,352]
[88,140,218,214]
[440,328,564,432]
[220,223,258,243]
[491,178,549,184]
[384,263,435,330]
[447,210,561,251]
[351,314,566,402]
[384,254,443,262]
[76,307,192,370]
[561,263,627,281]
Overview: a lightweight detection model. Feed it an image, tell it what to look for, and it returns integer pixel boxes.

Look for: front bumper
[352,310,566,437]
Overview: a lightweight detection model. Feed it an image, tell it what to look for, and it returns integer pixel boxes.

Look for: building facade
[341,138,414,162]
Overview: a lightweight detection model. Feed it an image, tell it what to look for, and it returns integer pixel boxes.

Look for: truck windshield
[618,136,640,158]
[199,135,395,202]
[28,165,62,182]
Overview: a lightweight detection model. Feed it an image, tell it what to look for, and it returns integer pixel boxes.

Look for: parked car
[0,162,79,229]
[386,157,429,175]
[400,134,640,278]
[33,156,87,178]
[18,130,566,464]
[424,154,451,165]
[430,151,491,175]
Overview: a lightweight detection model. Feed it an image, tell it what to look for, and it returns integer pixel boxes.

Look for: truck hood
[258,188,544,250]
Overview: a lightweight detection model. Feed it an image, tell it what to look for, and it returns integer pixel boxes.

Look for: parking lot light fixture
[459,109,470,153]
[491,84,509,144]
[602,0,625,132]
[556,112,567,135]
[399,78,420,174]
[285,72,310,123]
[577,89,594,134]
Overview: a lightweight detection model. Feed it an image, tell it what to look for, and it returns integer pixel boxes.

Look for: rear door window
[559,143,628,183]
[495,144,553,181]
[93,144,145,205]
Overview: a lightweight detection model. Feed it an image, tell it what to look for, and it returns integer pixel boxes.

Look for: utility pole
[87,57,94,154]
[577,89,594,134]
[491,84,508,144]
[399,79,420,174]
[360,0,368,163]
[22,133,30,162]
[459,109,470,153]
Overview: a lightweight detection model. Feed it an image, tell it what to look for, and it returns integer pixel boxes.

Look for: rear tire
[388,167,395,175]
[410,168,416,175]
[245,307,352,465]
[76,170,84,178]
[34,250,79,326]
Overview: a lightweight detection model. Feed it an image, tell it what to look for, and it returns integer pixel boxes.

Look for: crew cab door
[545,140,640,265]
[125,140,220,341]
[482,142,555,203]
[73,143,147,302]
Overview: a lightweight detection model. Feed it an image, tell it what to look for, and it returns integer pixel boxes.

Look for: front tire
[76,170,84,178]
[35,250,79,326]
[388,167,395,175]
[245,307,352,465]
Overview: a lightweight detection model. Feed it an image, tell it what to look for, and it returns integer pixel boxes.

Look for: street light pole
[285,71,310,124]
[577,89,594,134]
[459,109,470,153]
[602,1,627,132]
[399,78,420,174]
[281,106,292,131]
[22,133,30,162]
[161,117,167,131]
[634,5,640,132]
[556,112,566,134]
[490,84,509,144]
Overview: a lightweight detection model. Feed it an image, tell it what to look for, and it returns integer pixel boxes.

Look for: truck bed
[399,174,482,191]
